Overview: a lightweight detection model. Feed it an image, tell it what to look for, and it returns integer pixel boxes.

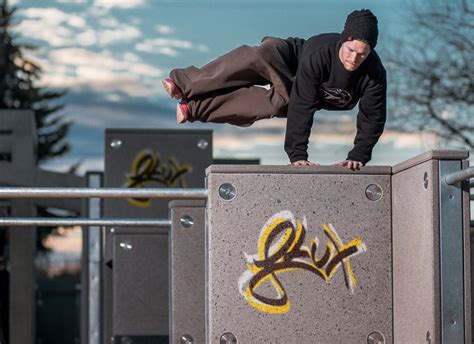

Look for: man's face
[338,39,371,71]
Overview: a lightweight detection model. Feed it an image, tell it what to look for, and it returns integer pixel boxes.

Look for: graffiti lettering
[238,210,366,314]
[123,149,191,207]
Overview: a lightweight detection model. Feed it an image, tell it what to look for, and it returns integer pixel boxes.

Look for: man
[162,9,386,169]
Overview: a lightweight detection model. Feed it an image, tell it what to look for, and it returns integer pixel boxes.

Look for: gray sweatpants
[169,37,294,126]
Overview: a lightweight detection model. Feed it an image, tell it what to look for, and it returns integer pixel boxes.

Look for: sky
[8,0,451,174]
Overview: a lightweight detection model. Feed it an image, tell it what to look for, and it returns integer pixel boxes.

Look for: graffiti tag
[123,149,191,207]
[238,210,366,314]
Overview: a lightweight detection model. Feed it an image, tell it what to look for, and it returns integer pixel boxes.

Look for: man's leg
[170,37,294,102]
[185,84,287,126]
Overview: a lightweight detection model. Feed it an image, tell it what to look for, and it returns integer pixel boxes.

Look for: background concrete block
[104,128,212,224]
[206,167,392,343]
[112,232,168,336]
[103,129,212,340]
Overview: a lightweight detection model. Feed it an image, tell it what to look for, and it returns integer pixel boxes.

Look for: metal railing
[0,187,207,199]
[0,168,472,227]
[0,187,207,227]
[445,168,474,230]
[445,167,474,185]
[471,180,474,230]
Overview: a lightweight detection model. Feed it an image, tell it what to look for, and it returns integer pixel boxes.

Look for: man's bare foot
[162,78,183,99]
[176,102,189,124]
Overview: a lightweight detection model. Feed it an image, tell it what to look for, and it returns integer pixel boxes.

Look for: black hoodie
[284,33,386,164]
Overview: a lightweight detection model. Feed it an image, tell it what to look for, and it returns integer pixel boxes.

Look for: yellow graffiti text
[238,211,366,314]
[123,149,191,207]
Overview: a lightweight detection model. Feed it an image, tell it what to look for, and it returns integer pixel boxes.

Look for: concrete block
[392,159,440,343]
[169,200,206,344]
[112,232,168,336]
[206,166,392,343]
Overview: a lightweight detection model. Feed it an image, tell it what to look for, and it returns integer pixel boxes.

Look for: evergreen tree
[0,0,71,163]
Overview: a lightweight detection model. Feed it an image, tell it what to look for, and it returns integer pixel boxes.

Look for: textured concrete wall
[392,152,471,344]
[392,159,440,344]
[112,232,169,335]
[206,166,392,343]
[169,200,206,344]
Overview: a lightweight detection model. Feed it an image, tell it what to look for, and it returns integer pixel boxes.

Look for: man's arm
[284,52,323,163]
[346,72,387,164]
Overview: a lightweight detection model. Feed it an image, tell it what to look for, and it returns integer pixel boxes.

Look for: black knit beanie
[341,9,378,49]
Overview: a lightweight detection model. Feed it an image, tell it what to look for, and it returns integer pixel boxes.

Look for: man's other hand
[334,160,364,170]
[290,160,320,166]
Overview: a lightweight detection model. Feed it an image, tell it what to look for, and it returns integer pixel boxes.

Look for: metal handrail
[0,187,206,227]
[470,178,474,230]
[0,187,207,199]
[0,218,171,227]
[445,167,474,185]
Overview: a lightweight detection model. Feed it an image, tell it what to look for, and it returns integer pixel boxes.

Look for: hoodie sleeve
[346,70,387,164]
[284,52,324,163]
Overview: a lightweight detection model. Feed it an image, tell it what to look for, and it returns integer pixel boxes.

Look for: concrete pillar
[9,200,36,344]
[392,150,471,344]
[169,200,206,344]
[103,129,212,342]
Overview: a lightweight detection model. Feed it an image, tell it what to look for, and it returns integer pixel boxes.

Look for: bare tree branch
[386,0,474,150]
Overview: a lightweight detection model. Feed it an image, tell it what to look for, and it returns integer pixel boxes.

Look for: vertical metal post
[439,160,464,343]
[87,173,102,344]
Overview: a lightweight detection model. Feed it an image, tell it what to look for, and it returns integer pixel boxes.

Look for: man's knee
[269,97,288,117]
[255,37,289,64]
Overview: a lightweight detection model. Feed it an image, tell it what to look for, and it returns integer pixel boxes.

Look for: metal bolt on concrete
[180,334,194,344]
[119,241,133,250]
[180,215,194,228]
[110,139,122,149]
[365,183,383,201]
[197,139,209,150]
[423,171,429,190]
[220,332,237,344]
[218,183,236,201]
[367,331,385,344]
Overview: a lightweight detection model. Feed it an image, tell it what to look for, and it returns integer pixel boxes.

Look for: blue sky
[10,0,445,173]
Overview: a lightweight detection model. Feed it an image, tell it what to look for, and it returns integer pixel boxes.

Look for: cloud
[18,7,141,47]
[17,8,88,47]
[156,24,174,34]
[98,26,141,45]
[73,25,141,46]
[93,0,146,10]
[136,38,209,56]
[33,48,164,97]
[21,7,87,28]
[98,16,121,28]
[56,0,87,3]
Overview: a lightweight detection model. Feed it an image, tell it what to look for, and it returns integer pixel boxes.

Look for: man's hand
[290,160,320,166]
[334,160,364,170]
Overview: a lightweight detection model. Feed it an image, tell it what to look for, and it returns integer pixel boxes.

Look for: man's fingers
[290,160,320,166]
[334,160,364,169]
[347,161,363,170]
